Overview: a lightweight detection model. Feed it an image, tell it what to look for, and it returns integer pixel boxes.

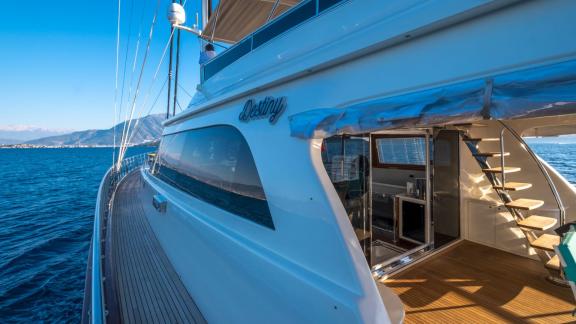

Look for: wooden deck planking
[109,172,206,323]
[384,241,575,323]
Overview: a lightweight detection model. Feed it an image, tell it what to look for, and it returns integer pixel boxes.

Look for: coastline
[0,143,158,149]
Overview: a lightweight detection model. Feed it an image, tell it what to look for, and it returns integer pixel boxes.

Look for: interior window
[375,137,426,167]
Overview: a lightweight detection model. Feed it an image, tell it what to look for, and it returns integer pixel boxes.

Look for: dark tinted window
[156,126,273,229]
[319,0,343,12]
[202,38,252,81]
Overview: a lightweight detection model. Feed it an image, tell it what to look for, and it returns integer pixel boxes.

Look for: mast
[166,0,175,119]
[172,0,182,117]
[201,0,211,29]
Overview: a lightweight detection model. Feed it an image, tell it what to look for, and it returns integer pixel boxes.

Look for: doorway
[321,129,461,269]
[369,133,431,266]
[432,130,461,248]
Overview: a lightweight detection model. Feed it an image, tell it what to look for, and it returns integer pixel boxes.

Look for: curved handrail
[498,120,566,225]
[91,167,112,324]
[90,152,152,323]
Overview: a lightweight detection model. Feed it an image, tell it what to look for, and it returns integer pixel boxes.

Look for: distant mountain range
[20,114,164,146]
[0,126,73,143]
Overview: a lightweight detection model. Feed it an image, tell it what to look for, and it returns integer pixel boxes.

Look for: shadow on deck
[384,241,574,323]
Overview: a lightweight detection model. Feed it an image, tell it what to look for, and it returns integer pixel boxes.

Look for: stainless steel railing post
[500,128,506,188]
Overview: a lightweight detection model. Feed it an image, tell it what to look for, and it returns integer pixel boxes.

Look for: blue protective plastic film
[290,59,576,139]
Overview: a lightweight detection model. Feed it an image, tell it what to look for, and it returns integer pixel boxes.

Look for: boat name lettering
[239,96,287,124]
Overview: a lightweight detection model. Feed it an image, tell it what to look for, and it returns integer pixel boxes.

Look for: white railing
[113,152,150,183]
[89,152,153,324]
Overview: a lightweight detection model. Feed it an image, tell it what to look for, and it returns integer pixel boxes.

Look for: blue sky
[0,0,204,131]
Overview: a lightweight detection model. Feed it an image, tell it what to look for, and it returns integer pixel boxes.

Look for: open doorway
[370,133,430,265]
[321,130,461,269]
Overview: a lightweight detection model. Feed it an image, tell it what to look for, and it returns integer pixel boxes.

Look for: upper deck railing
[201,0,350,82]
[88,152,154,324]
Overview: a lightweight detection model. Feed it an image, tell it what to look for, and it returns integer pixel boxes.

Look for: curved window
[156,126,273,229]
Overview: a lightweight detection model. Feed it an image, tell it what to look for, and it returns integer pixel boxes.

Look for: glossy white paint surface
[142,0,576,323]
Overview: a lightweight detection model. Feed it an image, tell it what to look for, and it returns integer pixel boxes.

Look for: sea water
[0,147,152,323]
[0,144,574,322]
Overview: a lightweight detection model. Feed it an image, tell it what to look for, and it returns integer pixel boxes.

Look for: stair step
[546,255,560,271]
[531,234,560,252]
[517,215,557,231]
[506,198,544,210]
[482,166,521,174]
[464,137,500,142]
[493,182,533,191]
[474,152,510,157]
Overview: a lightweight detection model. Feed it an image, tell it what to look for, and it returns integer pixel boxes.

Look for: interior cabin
[314,117,576,322]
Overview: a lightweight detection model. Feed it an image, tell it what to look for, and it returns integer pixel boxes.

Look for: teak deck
[107,172,205,324]
[385,241,575,323]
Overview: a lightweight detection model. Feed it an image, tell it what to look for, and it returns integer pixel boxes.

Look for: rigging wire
[123,77,168,145]
[125,76,168,146]
[112,0,121,167]
[122,0,191,150]
[118,0,148,161]
[148,77,169,115]
[121,27,175,150]
[116,0,162,169]
[117,0,136,124]
[177,83,193,98]
[119,0,192,161]
[210,0,222,42]
[116,0,136,148]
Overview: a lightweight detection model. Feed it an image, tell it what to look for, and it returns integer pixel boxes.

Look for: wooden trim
[370,134,426,170]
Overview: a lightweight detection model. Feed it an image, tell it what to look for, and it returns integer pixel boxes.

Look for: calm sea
[0,147,152,323]
[0,144,574,322]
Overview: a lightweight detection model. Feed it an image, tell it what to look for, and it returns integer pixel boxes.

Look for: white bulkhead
[140,0,576,323]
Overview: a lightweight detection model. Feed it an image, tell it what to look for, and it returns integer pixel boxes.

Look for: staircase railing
[499,128,507,189]
[88,152,153,324]
[497,120,566,226]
